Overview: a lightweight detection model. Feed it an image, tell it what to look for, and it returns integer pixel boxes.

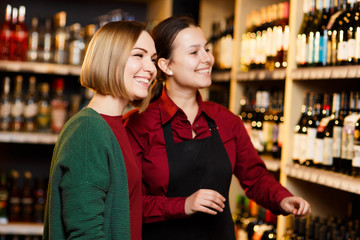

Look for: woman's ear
[158,58,173,76]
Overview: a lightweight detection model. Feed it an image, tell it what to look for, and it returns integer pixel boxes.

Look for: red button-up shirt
[123,88,292,223]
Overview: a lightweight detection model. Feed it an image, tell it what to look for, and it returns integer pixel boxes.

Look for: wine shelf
[262,156,281,172]
[291,65,360,80]
[0,60,81,76]
[211,70,231,82]
[0,132,58,144]
[236,69,286,81]
[284,164,360,195]
[0,222,43,236]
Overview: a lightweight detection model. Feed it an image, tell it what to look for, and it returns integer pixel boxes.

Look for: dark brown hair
[150,15,197,101]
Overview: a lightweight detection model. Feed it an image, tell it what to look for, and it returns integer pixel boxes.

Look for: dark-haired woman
[124,16,310,240]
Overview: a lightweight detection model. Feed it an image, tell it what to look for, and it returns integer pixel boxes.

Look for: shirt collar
[158,86,213,125]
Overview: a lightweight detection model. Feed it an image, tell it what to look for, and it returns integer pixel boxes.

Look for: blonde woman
[43,21,157,239]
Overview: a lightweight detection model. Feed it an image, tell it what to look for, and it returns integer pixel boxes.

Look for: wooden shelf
[0,222,43,236]
[211,70,231,82]
[262,155,281,172]
[291,65,360,80]
[284,164,360,195]
[0,132,58,144]
[236,69,286,81]
[0,60,81,76]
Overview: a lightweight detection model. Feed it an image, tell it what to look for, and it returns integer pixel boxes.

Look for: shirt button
[194,124,198,128]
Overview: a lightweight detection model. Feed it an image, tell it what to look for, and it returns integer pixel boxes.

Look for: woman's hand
[280,196,311,218]
[185,189,226,216]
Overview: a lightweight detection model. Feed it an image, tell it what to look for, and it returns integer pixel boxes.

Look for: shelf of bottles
[238,1,289,77]
[0,223,43,236]
[0,60,81,76]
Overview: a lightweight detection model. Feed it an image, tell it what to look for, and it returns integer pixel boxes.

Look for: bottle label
[314,138,324,164]
[11,101,24,117]
[337,31,348,61]
[24,103,38,118]
[284,25,290,51]
[0,102,11,117]
[278,122,284,147]
[308,32,315,64]
[314,32,320,63]
[342,114,360,159]
[307,127,317,160]
[293,133,301,160]
[333,126,342,158]
[323,137,333,166]
[348,38,356,58]
[299,133,308,164]
[263,121,274,152]
[355,27,360,59]
[51,99,68,132]
[353,145,360,167]
[321,31,328,65]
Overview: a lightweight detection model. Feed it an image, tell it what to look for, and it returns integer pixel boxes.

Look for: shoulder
[124,101,162,131]
[203,101,241,126]
[56,108,115,151]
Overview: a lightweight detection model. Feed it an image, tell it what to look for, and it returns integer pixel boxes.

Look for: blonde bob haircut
[81,21,151,112]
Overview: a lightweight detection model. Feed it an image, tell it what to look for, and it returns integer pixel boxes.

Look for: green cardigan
[43,108,130,239]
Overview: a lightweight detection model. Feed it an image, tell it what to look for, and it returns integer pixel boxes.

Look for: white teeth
[196,69,210,74]
[134,78,149,84]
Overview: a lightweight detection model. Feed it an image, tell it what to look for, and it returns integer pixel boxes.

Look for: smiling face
[124,31,157,100]
[167,26,214,91]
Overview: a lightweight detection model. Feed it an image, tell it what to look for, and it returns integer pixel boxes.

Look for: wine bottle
[307,0,322,67]
[0,171,9,224]
[10,75,25,131]
[39,17,53,63]
[36,82,51,131]
[314,93,332,168]
[68,23,85,65]
[8,169,21,222]
[323,93,341,170]
[293,92,310,164]
[327,0,345,66]
[297,0,311,67]
[333,91,348,172]
[341,91,359,175]
[51,78,68,133]
[263,91,275,154]
[314,0,331,66]
[354,0,360,64]
[33,178,46,223]
[337,0,356,65]
[353,114,360,177]
[53,11,68,64]
[0,5,12,60]
[23,76,38,132]
[305,92,323,166]
[272,91,284,159]
[21,171,34,222]
[251,91,267,154]
[274,2,290,69]
[9,6,28,61]
[0,76,11,131]
[27,16,39,62]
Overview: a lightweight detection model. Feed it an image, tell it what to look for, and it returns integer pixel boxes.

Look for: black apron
[143,116,235,240]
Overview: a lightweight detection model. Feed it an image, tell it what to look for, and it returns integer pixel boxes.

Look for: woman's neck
[166,84,199,124]
[87,92,128,116]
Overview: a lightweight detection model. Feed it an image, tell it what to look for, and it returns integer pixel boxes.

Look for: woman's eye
[190,51,197,55]
[134,53,143,58]
[151,58,157,64]
[205,48,210,52]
